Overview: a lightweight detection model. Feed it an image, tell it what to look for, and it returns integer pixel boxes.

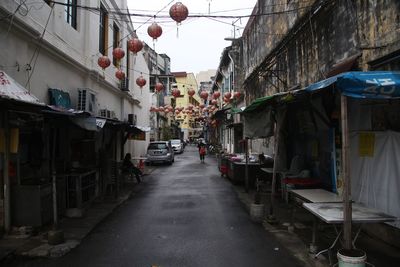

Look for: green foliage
[161,125,173,140]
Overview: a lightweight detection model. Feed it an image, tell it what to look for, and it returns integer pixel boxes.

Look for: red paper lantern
[224,92,231,99]
[169,2,189,23]
[200,91,209,100]
[115,69,125,80]
[112,47,125,60]
[172,88,181,97]
[127,38,143,54]
[147,22,163,40]
[188,88,196,97]
[213,91,221,99]
[155,82,164,93]
[98,56,111,69]
[233,91,241,99]
[136,76,146,88]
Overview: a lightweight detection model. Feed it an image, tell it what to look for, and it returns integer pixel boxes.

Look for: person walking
[121,153,142,183]
[198,141,206,163]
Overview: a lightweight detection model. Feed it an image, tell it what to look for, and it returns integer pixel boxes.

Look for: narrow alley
[3,147,303,267]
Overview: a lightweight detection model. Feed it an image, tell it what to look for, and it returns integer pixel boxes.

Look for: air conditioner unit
[128,113,137,125]
[119,78,129,91]
[77,88,97,114]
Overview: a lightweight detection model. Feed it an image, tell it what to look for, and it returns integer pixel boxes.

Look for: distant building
[196,69,216,93]
[172,72,202,141]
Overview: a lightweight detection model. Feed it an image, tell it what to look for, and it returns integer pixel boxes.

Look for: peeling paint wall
[242,0,400,104]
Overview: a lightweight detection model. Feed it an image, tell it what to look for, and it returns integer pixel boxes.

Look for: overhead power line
[49,1,314,20]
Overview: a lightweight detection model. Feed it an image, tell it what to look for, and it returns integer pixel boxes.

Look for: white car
[170,139,184,154]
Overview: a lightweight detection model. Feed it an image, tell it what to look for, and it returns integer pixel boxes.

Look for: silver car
[145,141,174,165]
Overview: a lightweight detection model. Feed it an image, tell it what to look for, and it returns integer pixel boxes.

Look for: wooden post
[3,112,10,232]
[340,94,352,250]
[269,122,279,216]
[51,127,58,228]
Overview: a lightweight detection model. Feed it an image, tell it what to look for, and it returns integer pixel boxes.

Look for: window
[64,0,77,29]
[113,23,120,66]
[99,4,108,55]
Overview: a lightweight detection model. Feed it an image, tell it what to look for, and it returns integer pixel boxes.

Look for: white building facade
[0,0,151,157]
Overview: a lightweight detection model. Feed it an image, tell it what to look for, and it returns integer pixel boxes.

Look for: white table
[303,202,397,263]
[303,202,397,224]
[290,189,342,203]
[288,189,343,254]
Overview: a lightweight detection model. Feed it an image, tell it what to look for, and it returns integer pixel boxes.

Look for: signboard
[0,71,43,104]
[129,132,146,141]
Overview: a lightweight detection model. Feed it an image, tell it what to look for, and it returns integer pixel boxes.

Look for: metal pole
[245,137,249,193]
[3,112,10,232]
[340,94,352,250]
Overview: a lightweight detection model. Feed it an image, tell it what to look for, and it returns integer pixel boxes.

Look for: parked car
[170,139,184,154]
[145,141,174,165]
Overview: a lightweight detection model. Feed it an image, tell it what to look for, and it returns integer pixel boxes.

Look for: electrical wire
[2,0,29,39]
[49,1,314,20]
[25,5,54,89]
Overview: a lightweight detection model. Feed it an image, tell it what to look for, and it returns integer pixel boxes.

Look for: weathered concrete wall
[358,0,400,69]
[242,0,400,104]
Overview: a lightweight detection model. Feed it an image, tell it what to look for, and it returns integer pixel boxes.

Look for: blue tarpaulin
[305,71,400,99]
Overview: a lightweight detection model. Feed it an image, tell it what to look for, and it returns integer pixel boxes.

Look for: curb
[12,186,137,259]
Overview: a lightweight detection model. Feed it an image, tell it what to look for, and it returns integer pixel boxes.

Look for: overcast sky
[127,0,257,74]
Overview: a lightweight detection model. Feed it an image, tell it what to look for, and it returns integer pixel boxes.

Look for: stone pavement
[0,166,156,261]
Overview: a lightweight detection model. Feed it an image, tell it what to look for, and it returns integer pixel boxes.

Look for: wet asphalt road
[5,146,303,267]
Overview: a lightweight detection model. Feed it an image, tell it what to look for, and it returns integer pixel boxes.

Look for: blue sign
[306,72,400,99]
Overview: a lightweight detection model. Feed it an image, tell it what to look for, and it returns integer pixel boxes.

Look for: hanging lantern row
[97,3,190,71]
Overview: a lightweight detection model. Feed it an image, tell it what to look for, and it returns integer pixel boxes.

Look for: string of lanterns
[96,2,189,88]
[96,1,243,130]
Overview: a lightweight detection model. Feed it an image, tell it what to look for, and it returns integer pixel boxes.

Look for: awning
[70,116,98,131]
[306,71,400,99]
[242,95,274,113]
[0,70,44,105]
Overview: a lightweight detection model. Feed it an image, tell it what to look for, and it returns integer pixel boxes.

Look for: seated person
[259,152,274,168]
[121,153,142,183]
